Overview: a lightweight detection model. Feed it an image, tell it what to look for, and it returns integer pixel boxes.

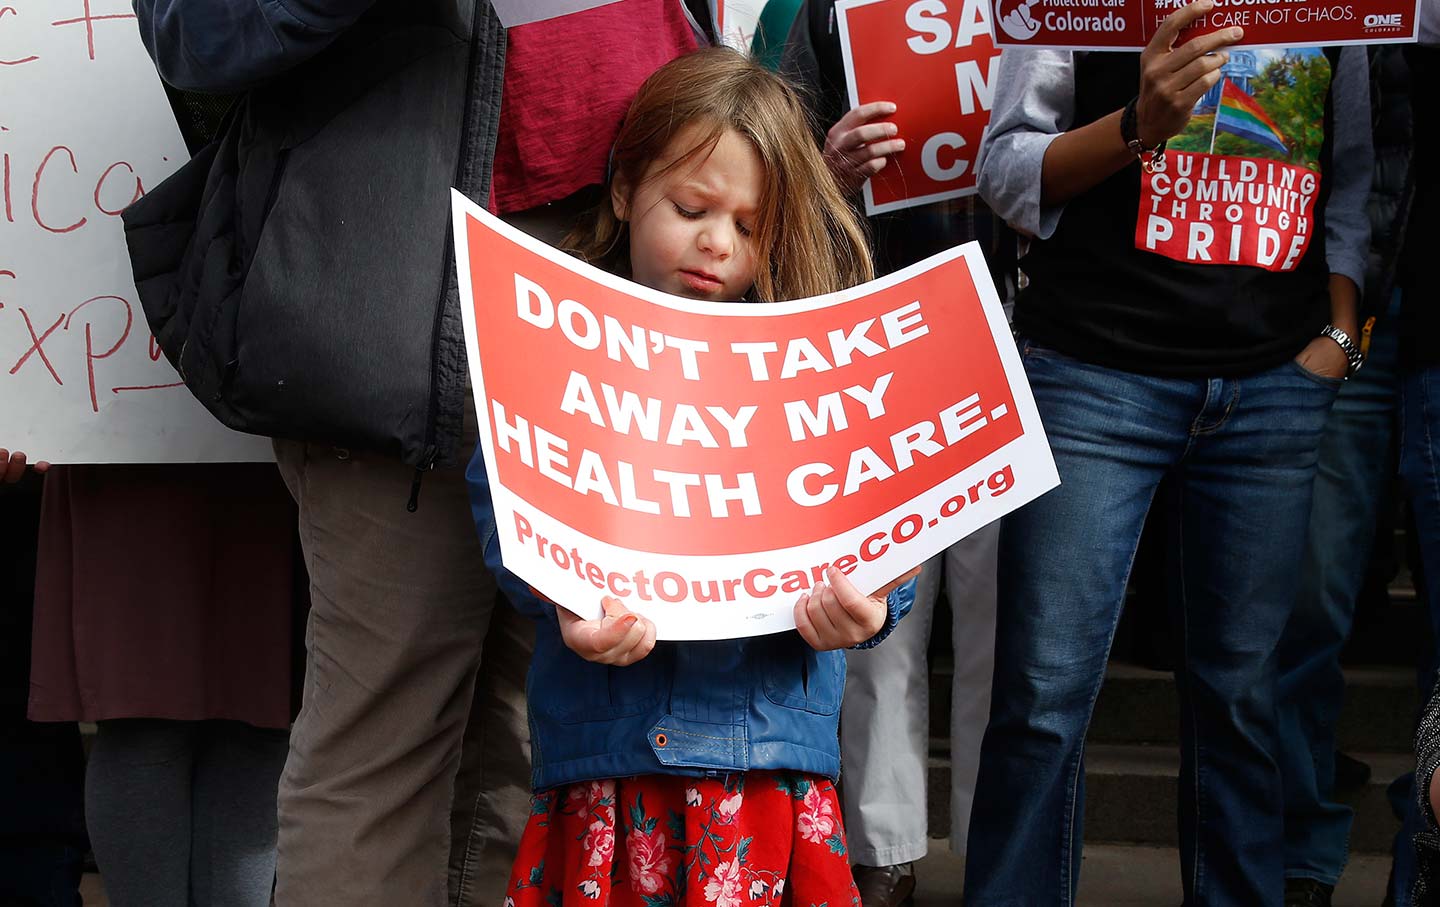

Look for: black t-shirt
[1015,51,1339,377]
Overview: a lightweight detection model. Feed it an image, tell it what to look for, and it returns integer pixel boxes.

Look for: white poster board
[0,2,271,463]
[717,0,767,51]
[453,192,1059,640]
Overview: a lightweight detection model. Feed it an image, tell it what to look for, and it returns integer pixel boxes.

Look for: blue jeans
[964,343,1340,907]
[1278,298,1401,887]
[1391,359,1440,906]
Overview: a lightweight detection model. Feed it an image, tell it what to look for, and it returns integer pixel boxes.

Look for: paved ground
[79,843,1395,905]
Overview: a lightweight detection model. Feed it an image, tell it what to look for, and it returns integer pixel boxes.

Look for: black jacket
[125,0,502,471]
[124,0,715,472]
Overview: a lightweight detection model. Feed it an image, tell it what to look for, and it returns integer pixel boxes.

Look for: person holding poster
[967,1,1372,903]
[782,7,1008,905]
[126,1,720,904]
[464,48,919,905]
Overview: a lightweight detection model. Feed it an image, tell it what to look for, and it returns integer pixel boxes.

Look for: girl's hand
[823,102,906,193]
[557,596,657,666]
[794,565,921,651]
[1,449,49,484]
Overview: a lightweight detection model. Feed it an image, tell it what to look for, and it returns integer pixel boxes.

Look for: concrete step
[1090,663,1420,753]
[929,661,1421,754]
[925,743,1411,853]
[910,840,1393,906]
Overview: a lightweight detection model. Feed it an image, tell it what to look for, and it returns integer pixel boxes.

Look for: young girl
[466,47,918,907]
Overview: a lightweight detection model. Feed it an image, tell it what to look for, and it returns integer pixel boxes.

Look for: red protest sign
[452,192,1058,640]
[991,0,1419,49]
[836,0,1002,215]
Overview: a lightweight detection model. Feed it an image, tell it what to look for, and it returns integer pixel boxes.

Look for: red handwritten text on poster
[2,1,270,462]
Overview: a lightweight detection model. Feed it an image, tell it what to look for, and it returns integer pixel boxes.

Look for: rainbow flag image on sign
[1210,77,1289,155]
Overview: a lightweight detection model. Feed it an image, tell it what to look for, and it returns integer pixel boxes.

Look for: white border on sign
[450,189,1059,639]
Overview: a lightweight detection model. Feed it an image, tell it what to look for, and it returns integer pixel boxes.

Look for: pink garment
[490,0,698,214]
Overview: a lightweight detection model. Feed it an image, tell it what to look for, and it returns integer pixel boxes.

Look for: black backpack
[123,2,499,469]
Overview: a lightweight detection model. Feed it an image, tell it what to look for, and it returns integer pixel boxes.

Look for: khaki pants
[840,523,999,863]
[273,424,532,906]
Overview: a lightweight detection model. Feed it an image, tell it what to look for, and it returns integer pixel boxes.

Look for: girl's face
[613,125,764,302]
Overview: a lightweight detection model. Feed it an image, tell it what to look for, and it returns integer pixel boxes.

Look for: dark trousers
[0,474,86,907]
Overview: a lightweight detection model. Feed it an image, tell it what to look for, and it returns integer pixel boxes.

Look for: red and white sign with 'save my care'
[836,0,1003,215]
[991,0,1420,49]
[451,192,1059,640]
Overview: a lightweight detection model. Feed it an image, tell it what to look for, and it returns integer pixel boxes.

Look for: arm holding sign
[977,1,1243,237]
[556,597,659,666]
[133,0,380,92]
[468,457,661,665]
[780,2,907,194]
[824,102,907,193]
[469,438,917,654]
[1043,3,1242,206]
[796,566,919,651]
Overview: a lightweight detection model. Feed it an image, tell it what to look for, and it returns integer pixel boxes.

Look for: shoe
[1334,750,1373,792]
[852,863,916,907]
[1284,877,1334,907]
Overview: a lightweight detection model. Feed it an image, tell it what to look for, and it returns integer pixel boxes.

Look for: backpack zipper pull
[406,448,438,513]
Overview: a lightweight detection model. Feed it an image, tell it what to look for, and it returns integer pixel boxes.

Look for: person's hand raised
[824,102,906,192]
[1,449,49,484]
[1136,0,1245,147]
[793,565,921,651]
[556,596,657,666]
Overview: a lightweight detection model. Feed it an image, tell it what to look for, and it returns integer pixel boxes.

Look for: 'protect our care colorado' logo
[997,0,1043,39]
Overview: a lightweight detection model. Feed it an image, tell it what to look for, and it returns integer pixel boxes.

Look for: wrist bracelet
[1121,95,1167,174]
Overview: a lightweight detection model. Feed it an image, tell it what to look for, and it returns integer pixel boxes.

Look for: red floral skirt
[505,772,859,907]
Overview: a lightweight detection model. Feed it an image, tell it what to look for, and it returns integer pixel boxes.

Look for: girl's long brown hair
[564,47,873,302]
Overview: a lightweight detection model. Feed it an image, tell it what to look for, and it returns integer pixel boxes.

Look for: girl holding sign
[467,47,918,907]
